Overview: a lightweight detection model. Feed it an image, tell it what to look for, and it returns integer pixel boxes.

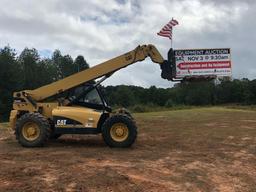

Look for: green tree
[36,58,58,86]
[19,48,40,89]
[109,85,136,107]
[52,50,75,79]
[0,46,21,121]
[74,55,89,72]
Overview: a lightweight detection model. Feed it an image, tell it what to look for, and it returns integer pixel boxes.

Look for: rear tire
[102,114,137,148]
[15,113,50,147]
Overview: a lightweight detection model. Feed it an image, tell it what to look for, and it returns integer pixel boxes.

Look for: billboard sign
[174,48,231,79]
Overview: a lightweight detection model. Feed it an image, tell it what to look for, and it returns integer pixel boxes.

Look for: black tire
[116,108,134,120]
[102,114,137,148]
[123,111,134,120]
[15,113,50,147]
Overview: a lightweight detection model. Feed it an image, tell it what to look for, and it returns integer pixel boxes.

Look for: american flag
[157,18,179,40]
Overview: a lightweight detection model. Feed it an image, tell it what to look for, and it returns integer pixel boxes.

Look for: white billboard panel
[174,48,232,79]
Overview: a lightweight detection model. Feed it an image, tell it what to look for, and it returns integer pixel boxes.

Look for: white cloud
[0,0,254,87]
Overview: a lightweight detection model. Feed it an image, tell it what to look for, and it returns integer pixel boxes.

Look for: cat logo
[56,119,67,126]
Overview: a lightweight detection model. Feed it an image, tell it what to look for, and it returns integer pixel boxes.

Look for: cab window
[79,88,103,105]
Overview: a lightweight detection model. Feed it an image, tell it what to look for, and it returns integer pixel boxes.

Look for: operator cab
[68,84,112,112]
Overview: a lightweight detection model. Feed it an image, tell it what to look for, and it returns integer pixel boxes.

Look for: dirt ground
[0,107,256,192]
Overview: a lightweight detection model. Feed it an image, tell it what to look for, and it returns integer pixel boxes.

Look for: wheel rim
[110,123,129,142]
[22,122,40,141]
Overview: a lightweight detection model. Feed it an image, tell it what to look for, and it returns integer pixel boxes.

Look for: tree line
[0,46,89,121]
[0,46,255,121]
[103,78,256,109]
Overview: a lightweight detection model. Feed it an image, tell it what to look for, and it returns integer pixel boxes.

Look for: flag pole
[171,17,173,48]
[171,26,173,48]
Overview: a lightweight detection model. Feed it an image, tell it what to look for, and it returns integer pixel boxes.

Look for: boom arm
[15,44,173,102]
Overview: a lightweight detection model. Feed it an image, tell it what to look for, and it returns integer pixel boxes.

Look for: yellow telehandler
[9,44,176,147]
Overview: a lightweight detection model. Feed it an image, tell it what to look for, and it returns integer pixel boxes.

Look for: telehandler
[9,44,177,147]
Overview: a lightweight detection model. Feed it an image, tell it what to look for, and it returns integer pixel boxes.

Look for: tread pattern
[101,114,137,148]
[15,112,51,147]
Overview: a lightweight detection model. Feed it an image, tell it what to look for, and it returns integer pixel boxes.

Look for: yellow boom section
[24,44,164,101]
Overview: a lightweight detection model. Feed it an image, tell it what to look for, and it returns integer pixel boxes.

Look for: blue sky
[0,0,254,87]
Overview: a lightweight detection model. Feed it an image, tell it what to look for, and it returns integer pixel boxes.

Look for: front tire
[15,113,50,147]
[102,114,137,148]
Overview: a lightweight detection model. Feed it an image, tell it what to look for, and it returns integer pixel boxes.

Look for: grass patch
[129,104,203,113]
[129,104,256,113]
